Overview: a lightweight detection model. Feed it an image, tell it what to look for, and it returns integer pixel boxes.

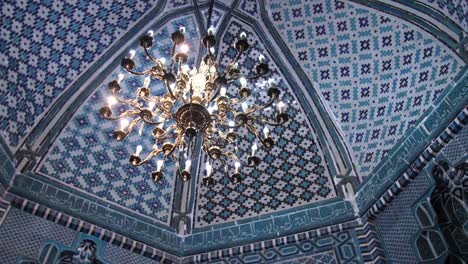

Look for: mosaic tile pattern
[0,0,158,151]
[105,243,161,264]
[0,208,76,264]
[268,0,464,176]
[211,230,359,263]
[417,0,468,29]
[164,0,192,11]
[194,19,337,227]
[442,125,468,164]
[374,169,433,263]
[238,0,259,17]
[39,16,200,224]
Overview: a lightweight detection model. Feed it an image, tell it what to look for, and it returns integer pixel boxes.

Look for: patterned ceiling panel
[194,18,338,228]
[416,0,468,30]
[238,0,260,17]
[0,0,158,151]
[268,0,464,176]
[38,15,201,225]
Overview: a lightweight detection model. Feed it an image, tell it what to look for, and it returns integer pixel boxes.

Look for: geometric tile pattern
[39,16,200,224]
[105,243,161,264]
[212,230,360,263]
[374,167,433,263]
[195,18,337,227]
[442,125,468,164]
[0,0,158,150]
[238,0,259,17]
[0,208,76,264]
[418,0,468,30]
[268,0,464,176]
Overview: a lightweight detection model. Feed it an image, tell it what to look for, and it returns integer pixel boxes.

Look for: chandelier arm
[155,124,178,140]
[143,44,159,63]
[248,97,276,113]
[124,117,142,135]
[137,149,164,166]
[110,91,138,106]
[102,110,140,121]
[246,72,267,81]
[253,115,286,126]
[224,50,243,77]
[219,157,230,179]
[163,79,177,101]
[124,68,150,76]
[169,42,177,73]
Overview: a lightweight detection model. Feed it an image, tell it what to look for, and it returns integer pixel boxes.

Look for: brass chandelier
[99,20,288,186]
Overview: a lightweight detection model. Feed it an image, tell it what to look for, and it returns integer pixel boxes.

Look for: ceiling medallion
[99,22,288,186]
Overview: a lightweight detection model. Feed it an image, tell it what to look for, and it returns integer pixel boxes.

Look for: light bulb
[206,162,212,177]
[209,47,215,54]
[219,87,226,97]
[181,64,190,74]
[242,102,248,112]
[263,126,270,138]
[180,44,189,54]
[185,159,192,171]
[239,77,247,88]
[233,62,238,69]
[120,119,129,130]
[117,73,125,84]
[258,54,266,63]
[135,145,143,156]
[157,159,164,171]
[210,66,216,75]
[148,102,155,111]
[147,30,154,37]
[170,82,176,90]
[179,27,186,34]
[207,26,215,36]
[159,58,166,66]
[207,106,214,114]
[143,76,151,88]
[234,161,241,174]
[107,96,117,106]
[129,50,136,59]
[268,78,274,87]
[251,143,257,156]
[277,101,285,114]
[240,31,247,40]
[229,120,235,132]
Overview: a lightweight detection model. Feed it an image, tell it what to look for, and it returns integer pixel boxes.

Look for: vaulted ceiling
[0,0,466,258]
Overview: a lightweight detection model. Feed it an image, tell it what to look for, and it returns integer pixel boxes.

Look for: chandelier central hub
[175,103,211,132]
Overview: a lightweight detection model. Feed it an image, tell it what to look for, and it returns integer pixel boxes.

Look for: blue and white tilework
[164,0,192,12]
[441,125,468,164]
[194,19,337,227]
[38,16,200,224]
[238,0,260,17]
[417,0,468,30]
[202,7,224,30]
[0,0,158,151]
[105,243,161,264]
[374,169,432,263]
[0,208,77,264]
[268,0,464,176]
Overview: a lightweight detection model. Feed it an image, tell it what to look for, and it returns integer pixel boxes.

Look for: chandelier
[99,22,288,186]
